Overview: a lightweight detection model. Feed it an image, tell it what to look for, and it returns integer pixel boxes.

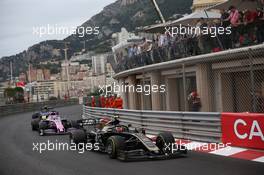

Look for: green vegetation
[4,87,25,104]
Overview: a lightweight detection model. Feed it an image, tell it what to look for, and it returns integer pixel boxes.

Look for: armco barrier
[0,99,79,117]
[82,106,222,143]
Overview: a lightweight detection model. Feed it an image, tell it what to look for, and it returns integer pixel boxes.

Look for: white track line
[210,146,246,156]
[184,142,208,150]
[253,156,264,163]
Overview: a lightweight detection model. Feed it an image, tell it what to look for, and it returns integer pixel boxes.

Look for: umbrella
[143,21,172,33]
[168,11,221,26]
[112,37,142,53]
[207,0,261,11]
[143,11,221,33]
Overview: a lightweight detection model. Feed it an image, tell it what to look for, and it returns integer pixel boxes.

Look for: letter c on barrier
[234,119,247,139]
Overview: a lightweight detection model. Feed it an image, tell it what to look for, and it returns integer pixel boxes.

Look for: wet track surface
[0,105,263,175]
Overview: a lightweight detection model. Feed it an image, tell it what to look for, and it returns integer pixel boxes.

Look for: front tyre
[32,113,40,119]
[156,132,175,154]
[106,136,125,159]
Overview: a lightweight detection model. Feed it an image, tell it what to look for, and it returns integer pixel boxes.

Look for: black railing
[111,24,264,73]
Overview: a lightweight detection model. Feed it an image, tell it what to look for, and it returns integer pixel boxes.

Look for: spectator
[188,91,201,112]
[100,94,105,108]
[112,94,123,109]
[226,6,240,47]
[239,33,253,46]
[109,94,115,108]
[256,8,264,43]
[158,33,167,47]
[127,46,133,58]
[209,21,222,52]
[243,9,258,42]
[91,96,96,107]
[105,95,109,108]
[196,18,207,54]
[132,44,138,56]
[137,45,142,55]
[220,9,232,49]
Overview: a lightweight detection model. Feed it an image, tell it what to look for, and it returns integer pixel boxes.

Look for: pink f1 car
[31,110,79,136]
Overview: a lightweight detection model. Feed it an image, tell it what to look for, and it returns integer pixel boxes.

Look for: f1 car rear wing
[78,118,98,126]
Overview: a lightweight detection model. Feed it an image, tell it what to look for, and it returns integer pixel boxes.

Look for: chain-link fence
[190,46,264,113]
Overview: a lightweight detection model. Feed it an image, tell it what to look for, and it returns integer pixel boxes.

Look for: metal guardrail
[82,106,222,143]
[0,99,79,117]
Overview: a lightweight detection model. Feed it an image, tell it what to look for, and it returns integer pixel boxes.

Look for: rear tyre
[31,119,39,131]
[62,120,69,129]
[106,136,125,159]
[70,120,80,128]
[39,121,49,136]
[156,132,175,154]
[69,129,87,144]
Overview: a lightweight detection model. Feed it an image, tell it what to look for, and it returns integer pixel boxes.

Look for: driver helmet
[113,115,119,120]
[115,126,124,133]
[41,115,47,120]
[99,117,111,125]
[98,117,111,130]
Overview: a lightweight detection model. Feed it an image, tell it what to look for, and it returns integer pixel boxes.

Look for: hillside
[0,0,192,82]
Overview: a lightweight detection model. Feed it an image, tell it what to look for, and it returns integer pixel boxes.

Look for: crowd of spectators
[220,6,264,49]
[114,5,264,73]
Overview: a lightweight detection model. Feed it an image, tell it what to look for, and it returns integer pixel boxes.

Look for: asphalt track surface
[0,105,263,175]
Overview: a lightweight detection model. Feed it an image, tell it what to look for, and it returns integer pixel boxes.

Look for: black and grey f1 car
[69,117,187,161]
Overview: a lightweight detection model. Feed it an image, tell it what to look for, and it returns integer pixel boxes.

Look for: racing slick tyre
[106,136,125,159]
[62,120,70,129]
[70,120,80,129]
[156,132,175,154]
[31,119,40,131]
[70,129,87,144]
[39,121,49,136]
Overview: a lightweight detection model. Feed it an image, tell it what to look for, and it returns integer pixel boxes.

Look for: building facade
[191,0,225,11]
[92,54,108,75]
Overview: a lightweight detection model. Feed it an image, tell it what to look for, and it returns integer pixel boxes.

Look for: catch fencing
[83,106,221,143]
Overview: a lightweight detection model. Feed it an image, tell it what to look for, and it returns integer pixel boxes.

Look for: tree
[14,87,24,103]
[4,88,15,98]
[14,87,24,93]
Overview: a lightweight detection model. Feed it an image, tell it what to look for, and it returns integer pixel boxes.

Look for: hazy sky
[0,0,116,58]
